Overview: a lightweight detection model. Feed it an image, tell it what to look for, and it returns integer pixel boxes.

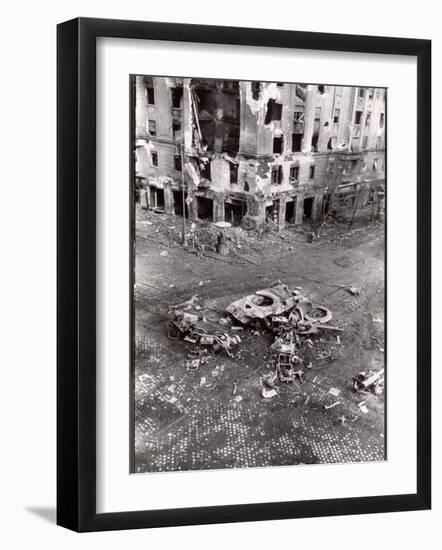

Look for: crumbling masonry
[134,77,385,228]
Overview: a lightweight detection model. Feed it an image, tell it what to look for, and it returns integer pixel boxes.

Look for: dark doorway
[285,199,296,223]
[225,199,246,226]
[265,200,279,224]
[149,187,165,209]
[197,196,213,221]
[304,196,314,220]
[173,190,188,217]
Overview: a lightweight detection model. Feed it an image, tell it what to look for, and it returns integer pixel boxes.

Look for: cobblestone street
[133,207,385,473]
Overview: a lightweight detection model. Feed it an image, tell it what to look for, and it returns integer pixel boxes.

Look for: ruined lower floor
[138,177,385,229]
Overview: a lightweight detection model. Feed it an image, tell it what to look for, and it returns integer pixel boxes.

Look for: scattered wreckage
[226,283,343,388]
[166,282,344,395]
[168,310,241,357]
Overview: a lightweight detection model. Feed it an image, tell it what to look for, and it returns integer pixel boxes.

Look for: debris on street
[353,369,384,395]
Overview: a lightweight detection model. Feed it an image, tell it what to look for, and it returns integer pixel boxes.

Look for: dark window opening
[309,165,316,179]
[368,88,374,99]
[171,87,183,108]
[273,136,283,154]
[311,132,319,151]
[272,165,283,185]
[327,137,334,150]
[151,152,158,167]
[323,121,329,128]
[196,196,213,221]
[173,121,181,141]
[244,181,250,192]
[362,136,368,148]
[172,190,188,217]
[303,196,314,219]
[200,161,211,180]
[365,111,371,126]
[174,154,182,171]
[358,88,365,98]
[373,159,378,171]
[148,119,156,136]
[146,87,155,105]
[277,82,284,87]
[229,163,238,184]
[225,199,246,226]
[285,199,295,223]
[333,108,340,123]
[379,113,385,128]
[354,110,363,125]
[292,133,302,152]
[290,165,299,182]
[264,99,282,124]
[317,85,326,94]
[251,81,261,100]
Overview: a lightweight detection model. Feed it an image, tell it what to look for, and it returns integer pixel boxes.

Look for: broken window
[251,81,261,100]
[148,119,156,136]
[273,136,283,154]
[264,99,282,125]
[311,108,321,151]
[333,108,340,123]
[171,87,183,108]
[358,88,365,98]
[173,121,181,141]
[365,111,371,126]
[290,165,299,182]
[327,136,336,150]
[151,151,158,167]
[229,163,238,184]
[272,165,283,185]
[146,87,155,105]
[379,112,385,128]
[293,110,304,133]
[362,135,368,148]
[354,110,363,125]
[292,133,302,152]
[309,165,316,179]
[174,154,181,171]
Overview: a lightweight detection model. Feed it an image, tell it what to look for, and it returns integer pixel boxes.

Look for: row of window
[271,164,314,184]
[150,151,182,171]
[146,86,183,108]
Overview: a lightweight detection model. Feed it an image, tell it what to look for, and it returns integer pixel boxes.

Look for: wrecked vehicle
[226,283,300,326]
[167,310,240,357]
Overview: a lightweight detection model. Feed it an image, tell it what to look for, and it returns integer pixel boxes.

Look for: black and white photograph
[132,76,386,474]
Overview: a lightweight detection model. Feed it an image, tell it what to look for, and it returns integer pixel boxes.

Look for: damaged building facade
[134,76,386,228]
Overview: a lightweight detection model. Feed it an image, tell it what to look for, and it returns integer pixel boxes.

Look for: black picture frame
[57,17,431,532]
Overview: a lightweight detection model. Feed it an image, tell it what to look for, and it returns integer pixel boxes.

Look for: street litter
[160,250,169,257]
[324,401,341,410]
[353,369,384,395]
[234,395,243,403]
[261,387,278,399]
[328,387,341,397]
[200,376,206,386]
[359,404,369,414]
